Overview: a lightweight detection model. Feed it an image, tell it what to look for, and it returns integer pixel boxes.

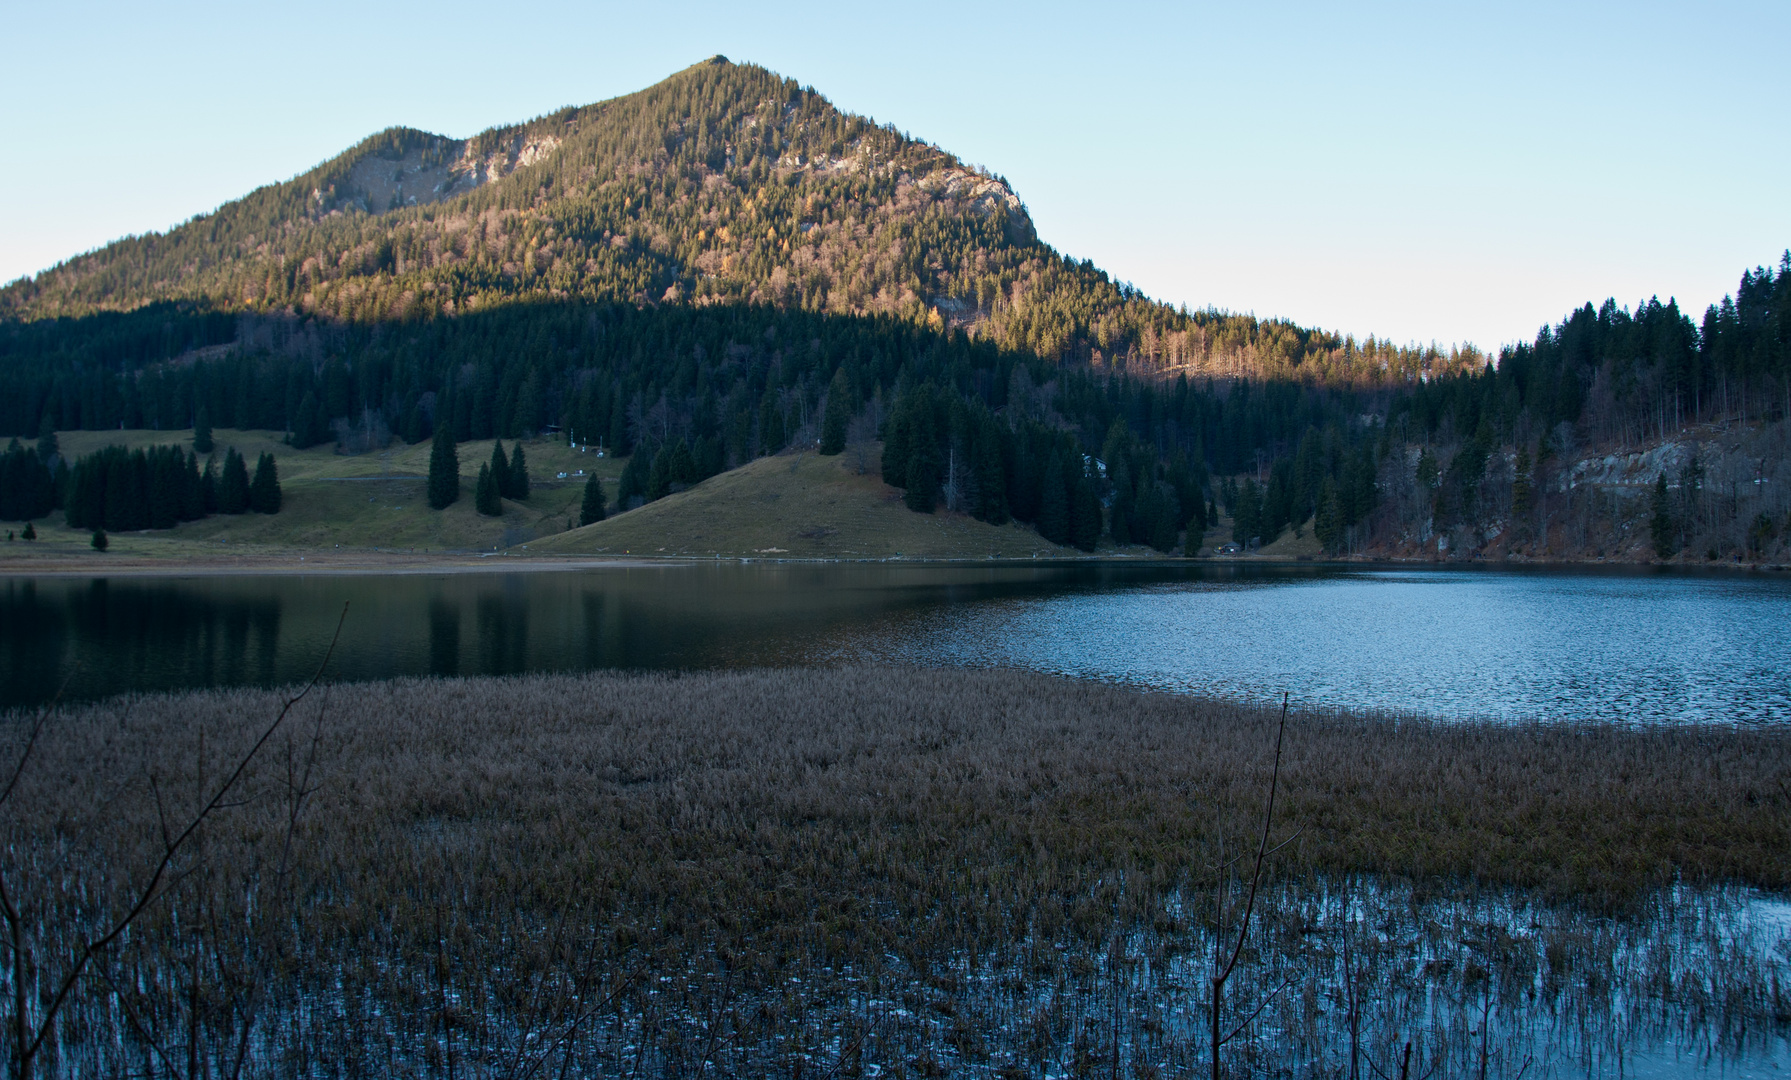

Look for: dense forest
[0,58,1786,560]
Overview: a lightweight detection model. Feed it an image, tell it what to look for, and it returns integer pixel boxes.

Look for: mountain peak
[1,59,1460,386]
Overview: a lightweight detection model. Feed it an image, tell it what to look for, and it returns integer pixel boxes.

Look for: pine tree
[616,451,649,509]
[427,425,460,509]
[1071,472,1102,552]
[291,392,328,449]
[902,406,940,513]
[181,451,204,520]
[1147,485,1179,553]
[819,369,850,455]
[489,442,510,496]
[1108,461,1133,545]
[1038,457,1069,545]
[200,461,218,514]
[881,398,911,487]
[647,444,672,501]
[1234,478,1263,546]
[1511,449,1534,522]
[579,473,607,525]
[1650,472,1675,558]
[475,463,502,516]
[757,391,786,456]
[667,438,695,487]
[20,522,34,540]
[1314,477,1343,554]
[147,448,180,529]
[507,443,530,500]
[218,449,251,514]
[250,452,281,513]
[90,529,107,551]
[193,403,214,454]
[403,400,429,444]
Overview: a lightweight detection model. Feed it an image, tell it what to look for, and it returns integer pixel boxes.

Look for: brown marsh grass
[2,667,1788,1077]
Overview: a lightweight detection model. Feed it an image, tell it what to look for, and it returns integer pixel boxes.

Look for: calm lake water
[2,561,1788,722]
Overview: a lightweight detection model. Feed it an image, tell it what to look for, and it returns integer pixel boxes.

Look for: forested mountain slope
[0,58,1787,566]
[0,57,1463,385]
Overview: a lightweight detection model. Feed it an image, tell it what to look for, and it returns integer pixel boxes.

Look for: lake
[4,561,1787,722]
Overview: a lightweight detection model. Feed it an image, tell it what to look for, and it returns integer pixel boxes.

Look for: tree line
[0,234,1783,556]
[0,434,282,532]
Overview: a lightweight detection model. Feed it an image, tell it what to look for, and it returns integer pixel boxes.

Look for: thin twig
[20,602,350,1066]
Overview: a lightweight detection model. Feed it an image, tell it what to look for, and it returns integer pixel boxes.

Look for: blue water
[855,568,1791,724]
[3,562,1787,723]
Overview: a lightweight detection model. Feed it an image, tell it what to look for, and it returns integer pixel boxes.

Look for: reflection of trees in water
[475,592,529,675]
[0,580,281,705]
[0,579,70,706]
[428,599,459,677]
[580,591,614,669]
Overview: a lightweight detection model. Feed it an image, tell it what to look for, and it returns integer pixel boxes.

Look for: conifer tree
[667,438,695,487]
[1651,472,1675,558]
[475,462,502,516]
[1511,449,1534,522]
[193,403,214,454]
[489,442,510,497]
[1233,478,1263,545]
[90,529,107,551]
[881,399,911,487]
[1147,485,1179,553]
[647,444,672,501]
[616,450,649,509]
[147,449,180,529]
[902,405,940,513]
[181,451,205,520]
[200,461,218,514]
[1071,472,1102,552]
[403,400,429,445]
[1314,477,1343,554]
[250,452,281,513]
[20,522,34,540]
[291,392,328,449]
[218,449,251,514]
[579,473,607,525]
[506,442,530,500]
[757,392,786,456]
[819,369,850,455]
[427,425,460,509]
[1182,513,1203,557]
[1038,458,1069,545]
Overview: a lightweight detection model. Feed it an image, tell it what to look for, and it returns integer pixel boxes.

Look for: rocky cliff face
[1366,419,1791,566]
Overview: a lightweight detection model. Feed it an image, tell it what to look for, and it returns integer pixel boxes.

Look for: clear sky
[4,0,1786,353]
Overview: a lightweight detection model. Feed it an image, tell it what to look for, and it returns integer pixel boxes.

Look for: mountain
[0,58,1785,567]
[0,57,1460,385]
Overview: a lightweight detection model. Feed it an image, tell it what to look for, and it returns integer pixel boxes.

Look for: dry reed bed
[3,667,1788,1077]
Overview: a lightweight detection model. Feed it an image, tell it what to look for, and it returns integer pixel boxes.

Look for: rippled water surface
[3,561,1787,721]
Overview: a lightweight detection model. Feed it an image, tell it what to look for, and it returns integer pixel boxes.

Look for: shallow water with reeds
[3,562,1788,722]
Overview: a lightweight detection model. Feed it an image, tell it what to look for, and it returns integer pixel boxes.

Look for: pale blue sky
[4,0,1786,352]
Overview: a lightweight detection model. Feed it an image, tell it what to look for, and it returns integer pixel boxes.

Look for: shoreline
[2,547,1786,577]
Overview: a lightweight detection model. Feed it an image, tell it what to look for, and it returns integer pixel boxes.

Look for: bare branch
[22,602,350,1065]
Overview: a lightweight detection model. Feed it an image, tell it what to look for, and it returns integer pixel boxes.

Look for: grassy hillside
[534,446,1071,559]
[7,430,1075,562]
[11,430,620,561]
